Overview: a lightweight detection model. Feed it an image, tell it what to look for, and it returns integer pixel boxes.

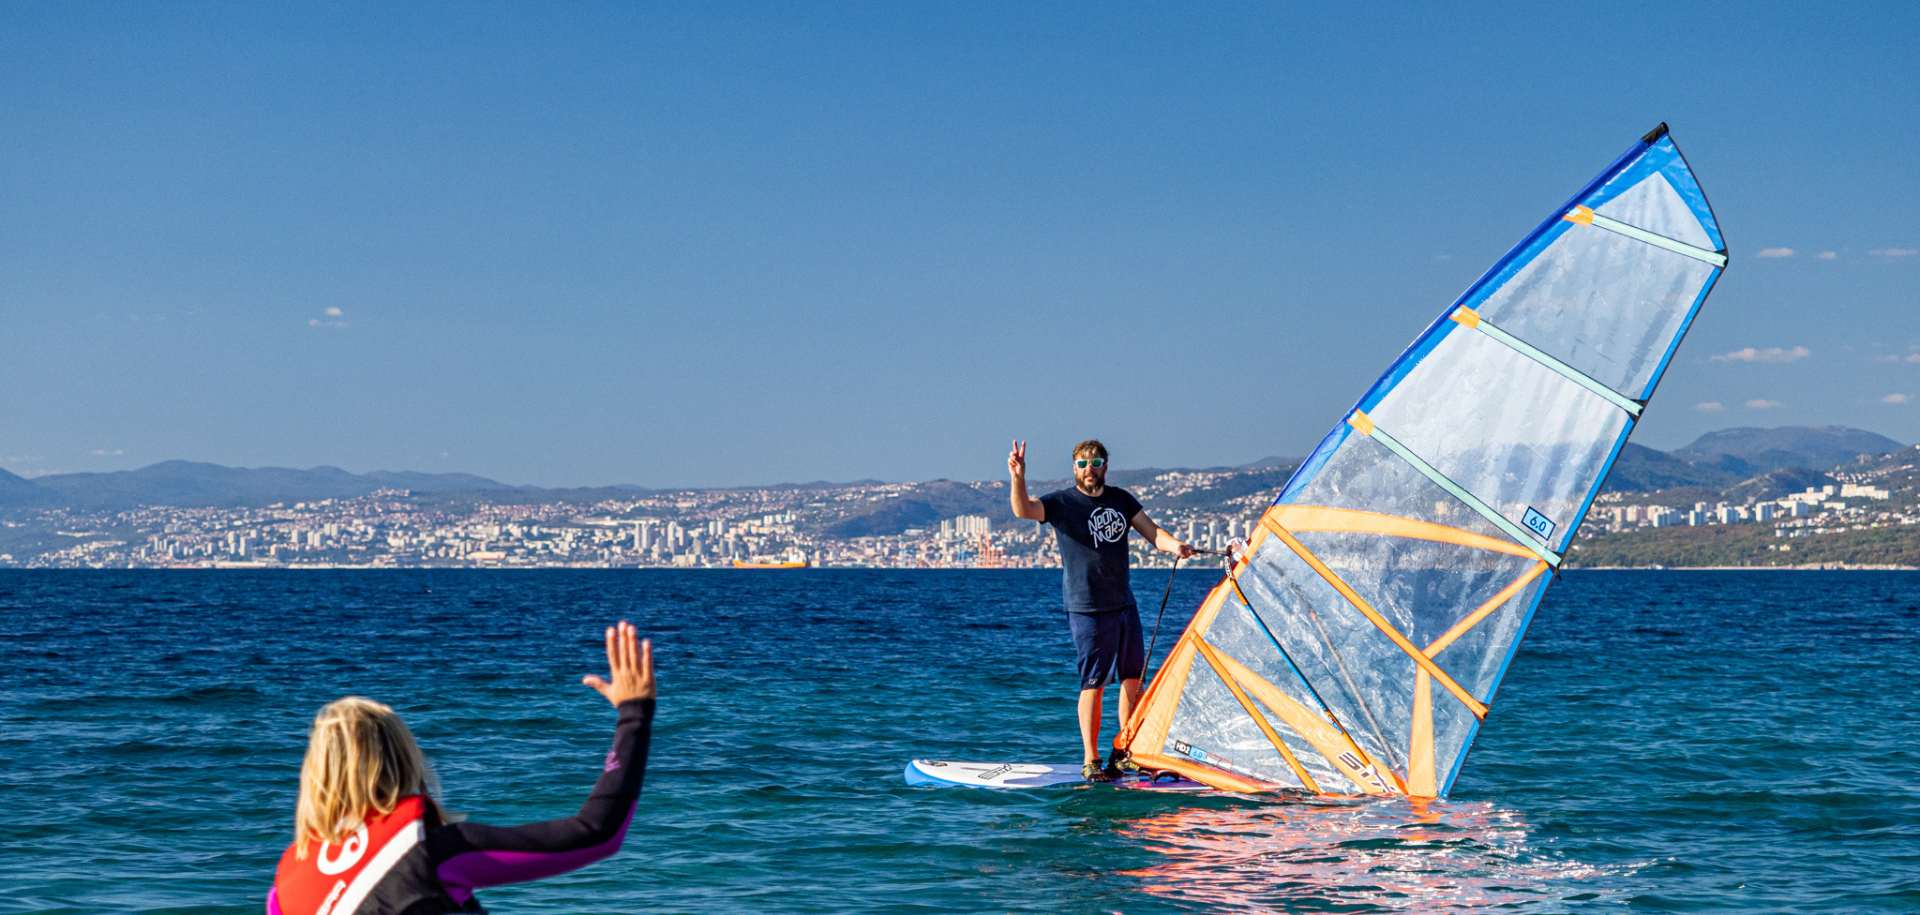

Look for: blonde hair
[293,697,435,859]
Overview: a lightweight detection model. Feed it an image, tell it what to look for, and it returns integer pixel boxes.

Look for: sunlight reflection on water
[1116,795,1618,911]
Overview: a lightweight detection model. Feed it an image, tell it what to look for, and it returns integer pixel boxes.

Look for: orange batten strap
[1425,560,1550,657]
[1258,514,1489,719]
[1409,669,1436,797]
[1222,572,1406,796]
[1562,205,1597,225]
[1193,638,1322,793]
[1264,504,1539,560]
[1205,644,1397,795]
[1128,752,1274,794]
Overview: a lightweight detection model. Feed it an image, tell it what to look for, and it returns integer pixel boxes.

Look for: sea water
[0,570,1914,912]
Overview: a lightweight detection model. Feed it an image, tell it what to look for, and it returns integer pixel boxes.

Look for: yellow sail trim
[1118,524,1271,751]
[1425,560,1550,656]
[1117,578,1233,750]
[1205,643,1397,795]
[1122,634,1197,757]
[1258,514,1489,719]
[1409,669,1436,797]
[1407,560,1547,798]
[1263,504,1540,560]
[1220,571,1406,795]
[1193,638,1322,793]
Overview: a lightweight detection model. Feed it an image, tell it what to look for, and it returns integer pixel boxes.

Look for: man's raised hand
[1008,440,1027,479]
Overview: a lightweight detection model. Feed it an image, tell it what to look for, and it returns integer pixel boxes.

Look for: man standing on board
[1008,438,1194,782]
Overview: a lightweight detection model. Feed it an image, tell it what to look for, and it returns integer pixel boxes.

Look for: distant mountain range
[0,460,653,511]
[1603,426,1905,494]
[0,426,1909,515]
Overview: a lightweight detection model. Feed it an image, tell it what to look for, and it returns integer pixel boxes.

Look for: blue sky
[3,2,1915,486]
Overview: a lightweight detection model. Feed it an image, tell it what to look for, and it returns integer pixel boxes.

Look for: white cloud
[1694,401,1726,413]
[1870,247,1919,258]
[324,306,344,317]
[88,448,125,457]
[1817,251,1838,261]
[1712,345,1810,364]
[1885,393,1911,405]
[1746,399,1783,410]
[1755,247,1795,258]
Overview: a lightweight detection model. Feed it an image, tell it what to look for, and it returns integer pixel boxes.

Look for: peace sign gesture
[1007,440,1028,480]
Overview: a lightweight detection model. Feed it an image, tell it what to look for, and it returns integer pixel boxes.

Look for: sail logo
[1089,507,1128,544]
[1174,739,1235,771]
[1338,751,1393,793]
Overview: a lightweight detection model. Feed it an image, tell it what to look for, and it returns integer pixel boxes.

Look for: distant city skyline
[5,4,1916,486]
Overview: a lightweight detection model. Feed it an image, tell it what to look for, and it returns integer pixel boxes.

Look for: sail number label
[1521,506,1556,541]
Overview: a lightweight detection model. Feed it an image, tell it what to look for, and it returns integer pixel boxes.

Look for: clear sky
[4,2,1916,486]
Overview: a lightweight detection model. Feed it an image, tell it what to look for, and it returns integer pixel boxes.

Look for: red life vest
[273,796,428,915]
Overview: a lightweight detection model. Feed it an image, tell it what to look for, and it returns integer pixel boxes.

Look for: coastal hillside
[1674,426,1904,474]
[3,426,1914,568]
[1570,438,1920,568]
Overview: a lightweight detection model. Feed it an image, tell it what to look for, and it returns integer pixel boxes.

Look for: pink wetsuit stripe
[438,808,636,904]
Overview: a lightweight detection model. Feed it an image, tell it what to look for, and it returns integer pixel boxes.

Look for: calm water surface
[0,570,1915,912]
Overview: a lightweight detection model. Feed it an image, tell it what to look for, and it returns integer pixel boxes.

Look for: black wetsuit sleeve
[426,698,654,898]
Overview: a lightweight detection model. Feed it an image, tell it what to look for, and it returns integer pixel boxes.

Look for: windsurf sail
[1117,124,1727,798]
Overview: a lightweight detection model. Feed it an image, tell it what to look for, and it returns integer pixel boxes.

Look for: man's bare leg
[1078,686,1103,765]
[1116,677,1142,733]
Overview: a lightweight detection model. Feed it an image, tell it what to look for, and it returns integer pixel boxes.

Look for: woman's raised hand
[582,621,655,707]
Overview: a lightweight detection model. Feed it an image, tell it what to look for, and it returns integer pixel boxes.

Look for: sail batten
[1450,307,1645,416]
[1346,412,1564,566]
[1566,205,1728,266]
[1120,125,1726,798]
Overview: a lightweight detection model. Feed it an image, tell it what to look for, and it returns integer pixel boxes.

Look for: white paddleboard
[903,759,1206,791]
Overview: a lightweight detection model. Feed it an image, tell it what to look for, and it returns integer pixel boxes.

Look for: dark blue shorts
[1068,605,1144,690]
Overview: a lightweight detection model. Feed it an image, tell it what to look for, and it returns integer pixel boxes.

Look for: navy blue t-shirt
[1038,486,1144,613]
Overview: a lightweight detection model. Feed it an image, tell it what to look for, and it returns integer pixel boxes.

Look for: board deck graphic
[903,759,1206,791]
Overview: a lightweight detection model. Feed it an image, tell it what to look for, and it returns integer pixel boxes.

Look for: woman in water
[268,621,656,914]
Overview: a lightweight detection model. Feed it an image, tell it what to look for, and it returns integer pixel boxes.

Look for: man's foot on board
[1106,749,1139,775]
[1082,761,1114,783]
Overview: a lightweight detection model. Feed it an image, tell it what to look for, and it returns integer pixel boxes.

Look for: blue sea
[1,570,1915,912]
